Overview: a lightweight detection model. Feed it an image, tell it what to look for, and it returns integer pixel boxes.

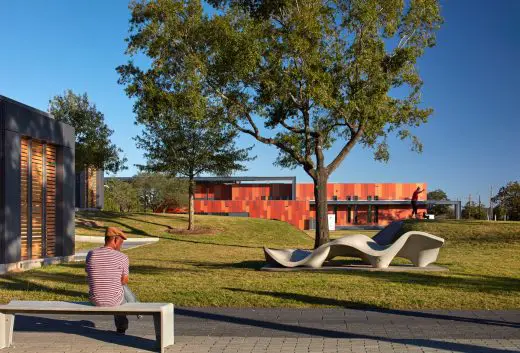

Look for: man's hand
[121,275,129,285]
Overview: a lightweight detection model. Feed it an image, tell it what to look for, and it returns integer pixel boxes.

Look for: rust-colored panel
[188,181,428,229]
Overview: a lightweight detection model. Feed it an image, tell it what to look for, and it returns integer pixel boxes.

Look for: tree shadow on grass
[339,270,520,294]
[176,307,520,353]
[0,276,87,299]
[61,263,199,276]
[78,211,188,228]
[118,215,181,229]
[13,315,157,352]
[132,259,266,271]
[223,288,520,329]
[105,219,151,236]
[130,233,263,249]
[246,256,520,295]
[77,213,154,237]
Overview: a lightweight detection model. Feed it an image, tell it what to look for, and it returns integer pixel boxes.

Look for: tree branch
[279,119,306,134]
[212,84,314,170]
[326,125,364,174]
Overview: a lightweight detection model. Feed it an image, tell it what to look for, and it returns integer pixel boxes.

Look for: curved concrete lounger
[264,231,444,269]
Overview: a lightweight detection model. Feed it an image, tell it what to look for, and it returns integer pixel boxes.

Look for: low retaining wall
[0,256,76,275]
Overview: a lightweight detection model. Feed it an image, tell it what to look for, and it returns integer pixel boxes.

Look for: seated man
[85,227,144,334]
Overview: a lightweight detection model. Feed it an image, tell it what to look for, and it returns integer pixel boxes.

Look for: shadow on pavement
[225,288,520,329]
[177,307,520,353]
[14,315,158,352]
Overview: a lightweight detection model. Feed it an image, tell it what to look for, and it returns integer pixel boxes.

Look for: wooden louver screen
[87,168,97,208]
[20,137,57,260]
[20,138,30,260]
[45,144,57,257]
[31,140,44,259]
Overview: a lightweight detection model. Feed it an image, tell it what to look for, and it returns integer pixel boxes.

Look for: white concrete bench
[0,300,174,353]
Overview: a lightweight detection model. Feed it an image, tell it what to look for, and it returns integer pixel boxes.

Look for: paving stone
[2,308,520,352]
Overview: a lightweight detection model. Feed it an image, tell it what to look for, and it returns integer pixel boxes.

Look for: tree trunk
[313,170,329,249]
[188,177,195,230]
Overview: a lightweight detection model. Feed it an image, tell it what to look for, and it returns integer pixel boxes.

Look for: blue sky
[1,0,519,205]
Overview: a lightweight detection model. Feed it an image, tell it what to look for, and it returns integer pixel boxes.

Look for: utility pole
[489,185,493,221]
[478,195,481,220]
[468,194,471,219]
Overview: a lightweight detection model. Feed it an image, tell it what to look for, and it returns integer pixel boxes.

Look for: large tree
[121,0,442,247]
[136,115,252,230]
[132,172,188,213]
[492,181,520,221]
[49,90,127,173]
[427,189,450,217]
[119,0,254,230]
[117,61,253,229]
[104,178,139,213]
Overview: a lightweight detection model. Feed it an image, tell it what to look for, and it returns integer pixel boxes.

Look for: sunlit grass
[74,242,101,252]
[1,212,519,309]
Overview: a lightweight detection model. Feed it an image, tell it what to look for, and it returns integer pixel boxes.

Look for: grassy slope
[75,211,148,238]
[1,212,519,309]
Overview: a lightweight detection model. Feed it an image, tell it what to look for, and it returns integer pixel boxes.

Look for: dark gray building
[0,96,75,273]
[75,168,104,209]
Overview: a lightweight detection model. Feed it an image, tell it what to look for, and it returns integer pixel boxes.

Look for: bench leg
[154,305,174,353]
[0,313,14,349]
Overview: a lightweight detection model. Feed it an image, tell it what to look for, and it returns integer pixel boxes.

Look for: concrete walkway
[4,308,520,352]
[74,236,159,261]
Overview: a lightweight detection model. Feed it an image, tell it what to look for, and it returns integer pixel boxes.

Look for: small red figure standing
[411,186,424,219]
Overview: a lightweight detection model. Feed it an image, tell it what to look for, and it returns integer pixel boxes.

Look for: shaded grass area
[1,213,519,309]
[307,229,379,239]
[75,211,162,238]
[401,219,520,243]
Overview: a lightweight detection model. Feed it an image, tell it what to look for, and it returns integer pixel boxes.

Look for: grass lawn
[75,242,102,252]
[75,211,148,238]
[307,229,379,238]
[0,212,519,309]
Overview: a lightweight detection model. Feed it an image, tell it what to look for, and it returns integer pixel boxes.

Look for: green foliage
[492,181,520,221]
[118,0,442,244]
[462,201,487,220]
[426,189,450,217]
[132,114,253,180]
[48,90,127,173]
[132,173,189,212]
[104,179,139,213]
[118,1,255,229]
[117,0,254,180]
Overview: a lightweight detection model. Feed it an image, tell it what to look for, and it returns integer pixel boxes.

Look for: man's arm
[121,255,129,285]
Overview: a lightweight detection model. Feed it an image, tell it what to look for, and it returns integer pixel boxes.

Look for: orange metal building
[177,176,428,230]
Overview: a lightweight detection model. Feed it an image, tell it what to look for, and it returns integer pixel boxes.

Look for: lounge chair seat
[264,223,444,269]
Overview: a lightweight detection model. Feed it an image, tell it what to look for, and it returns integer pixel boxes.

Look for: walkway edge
[75,235,160,243]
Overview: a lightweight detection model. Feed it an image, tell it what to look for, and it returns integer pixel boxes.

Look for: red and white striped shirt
[85,247,129,307]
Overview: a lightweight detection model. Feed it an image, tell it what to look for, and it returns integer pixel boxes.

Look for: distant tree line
[427,181,520,221]
[104,173,189,213]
